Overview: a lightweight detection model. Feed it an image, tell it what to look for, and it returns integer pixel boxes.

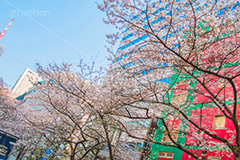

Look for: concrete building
[11,68,41,99]
[113,1,240,159]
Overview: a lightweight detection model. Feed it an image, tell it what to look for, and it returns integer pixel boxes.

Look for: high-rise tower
[0,19,14,57]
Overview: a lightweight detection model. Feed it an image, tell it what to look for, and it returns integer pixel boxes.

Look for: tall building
[11,68,41,99]
[112,1,240,159]
[0,19,14,57]
[149,32,240,159]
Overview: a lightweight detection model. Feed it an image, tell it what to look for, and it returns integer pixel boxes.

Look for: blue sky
[0,0,117,88]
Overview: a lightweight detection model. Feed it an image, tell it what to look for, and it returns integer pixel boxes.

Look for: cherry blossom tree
[98,0,240,159]
[20,62,139,160]
[0,78,43,159]
[0,78,67,160]
[0,78,15,123]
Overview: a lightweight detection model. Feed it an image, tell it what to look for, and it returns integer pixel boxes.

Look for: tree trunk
[234,145,240,160]
[16,146,27,160]
[202,150,207,160]
[70,144,76,160]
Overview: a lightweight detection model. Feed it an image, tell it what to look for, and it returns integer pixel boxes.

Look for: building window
[213,115,226,129]
[176,79,189,85]
[127,142,143,152]
[158,152,174,159]
[171,79,189,105]
[208,156,221,160]
[162,131,178,143]
[171,93,188,105]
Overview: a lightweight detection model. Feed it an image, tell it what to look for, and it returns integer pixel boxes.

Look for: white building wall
[11,68,41,98]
